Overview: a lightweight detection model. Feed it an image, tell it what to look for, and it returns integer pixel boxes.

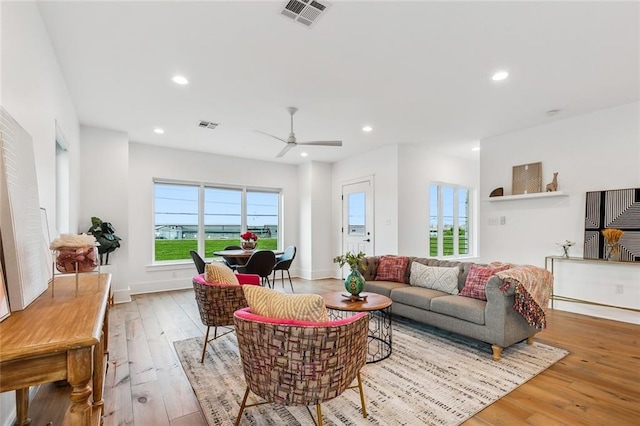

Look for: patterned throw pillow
[375,256,409,283]
[458,264,509,300]
[243,286,329,323]
[205,262,239,285]
[409,263,460,294]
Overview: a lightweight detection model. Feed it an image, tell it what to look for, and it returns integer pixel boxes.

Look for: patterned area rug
[174,317,567,425]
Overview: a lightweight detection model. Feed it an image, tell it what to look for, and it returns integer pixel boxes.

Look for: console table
[0,273,111,426]
[544,256,639,313]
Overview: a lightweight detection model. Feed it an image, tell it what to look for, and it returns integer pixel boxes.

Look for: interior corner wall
[79,127,130,302]
[0,2,81,425]
[127,143,299,295]
[296,161,333,280]
[332,145,399,263]
[397,144,480,258]
[479,101,640,323]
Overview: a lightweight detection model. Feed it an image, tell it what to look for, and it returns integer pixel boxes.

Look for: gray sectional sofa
[360,256,541,360]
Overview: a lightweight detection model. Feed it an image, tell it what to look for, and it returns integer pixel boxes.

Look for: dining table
[213,249,284,266]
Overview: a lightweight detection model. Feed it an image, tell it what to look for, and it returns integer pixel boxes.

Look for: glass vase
[344,268,365,297]
[241,240,257,251]
[604,243,620,261]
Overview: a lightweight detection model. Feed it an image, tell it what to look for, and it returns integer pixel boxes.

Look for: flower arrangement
[602,228,624,259]
[333,251,366,271]
[240,232,258,241]
[556,240,575,258]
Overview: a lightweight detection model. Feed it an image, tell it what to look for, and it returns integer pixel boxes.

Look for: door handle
[363,239,371,242]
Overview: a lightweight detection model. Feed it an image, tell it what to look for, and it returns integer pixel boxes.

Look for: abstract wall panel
[584,188,640,262]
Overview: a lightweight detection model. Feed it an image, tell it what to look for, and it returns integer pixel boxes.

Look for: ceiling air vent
[198,120,219,130]
[280,0,331,28]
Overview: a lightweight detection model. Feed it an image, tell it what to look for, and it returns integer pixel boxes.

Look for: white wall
[480,102,640,323]
[126,143,300,297]
[398,144,480,257]
[79,127,129,300]
[0,2,81,425]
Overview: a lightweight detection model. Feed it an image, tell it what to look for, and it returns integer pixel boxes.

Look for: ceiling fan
[258,107,343,158]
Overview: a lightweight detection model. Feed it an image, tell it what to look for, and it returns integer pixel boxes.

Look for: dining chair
[272,245,296,292]
[192,273,260,363]
[189,250,206,274]
[222,245,243,270]
[235,250,276,288]
[233,307,369,425]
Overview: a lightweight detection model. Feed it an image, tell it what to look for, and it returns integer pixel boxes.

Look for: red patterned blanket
[493,263,554,329]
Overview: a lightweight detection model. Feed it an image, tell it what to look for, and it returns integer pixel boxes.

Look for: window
[429,183,471,257]
[154,181,280,262]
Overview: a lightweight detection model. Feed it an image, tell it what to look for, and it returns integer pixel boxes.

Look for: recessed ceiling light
[362,126,373,132]
[172,75,189,85]
[491,71,509,81]
[300,152,308,157]
[472,147,480,152]
[154,128,165,134]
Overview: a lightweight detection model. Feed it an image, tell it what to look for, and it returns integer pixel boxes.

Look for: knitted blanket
[494,264,554,329]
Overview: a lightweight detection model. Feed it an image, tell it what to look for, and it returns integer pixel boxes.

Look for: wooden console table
[0,273,111,425]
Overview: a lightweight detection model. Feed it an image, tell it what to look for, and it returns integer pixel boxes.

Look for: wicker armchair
[192,273,260,363]
[233,307,369,426]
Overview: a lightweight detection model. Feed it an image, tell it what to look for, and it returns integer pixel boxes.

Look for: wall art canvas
[584,188,640,262]
[0,107,49,310]
[512,162,542,195]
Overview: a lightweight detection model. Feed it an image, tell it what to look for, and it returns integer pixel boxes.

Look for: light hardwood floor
[28,277,640,425]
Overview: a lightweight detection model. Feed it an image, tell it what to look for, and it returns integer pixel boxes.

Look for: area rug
[174,318,568,425]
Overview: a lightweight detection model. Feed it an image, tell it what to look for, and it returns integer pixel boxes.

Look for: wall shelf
[485,191,567,202]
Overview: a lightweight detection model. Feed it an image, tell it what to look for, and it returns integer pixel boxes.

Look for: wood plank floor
[28,277,640,425]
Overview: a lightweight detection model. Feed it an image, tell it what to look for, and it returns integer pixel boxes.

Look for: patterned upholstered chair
[192,273,260,363]
[233,307,369,426]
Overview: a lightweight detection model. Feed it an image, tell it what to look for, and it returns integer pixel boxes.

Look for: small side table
[322,291,393,363]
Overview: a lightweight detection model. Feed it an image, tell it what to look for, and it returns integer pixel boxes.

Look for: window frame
[153,179,282,263]
[429,182,473,258]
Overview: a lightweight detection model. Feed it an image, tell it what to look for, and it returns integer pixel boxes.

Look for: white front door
[341,179,374,276]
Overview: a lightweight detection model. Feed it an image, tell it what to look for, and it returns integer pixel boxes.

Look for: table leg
[15,387,31,425]
[92,331,105,409]
[67,347,93,426]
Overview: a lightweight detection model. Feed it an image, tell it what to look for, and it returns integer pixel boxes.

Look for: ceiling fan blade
[296,140,343,147]
[276,143,295,158]
[255,130,287,144]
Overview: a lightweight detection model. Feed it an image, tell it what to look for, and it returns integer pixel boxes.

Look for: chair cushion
[458,264,509,300]
[374,255,409,283]
[243,286,329,322]
[205,262,239,285]
[409,263,460,294]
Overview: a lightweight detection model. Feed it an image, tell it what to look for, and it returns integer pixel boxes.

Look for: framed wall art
[512,162,542,195]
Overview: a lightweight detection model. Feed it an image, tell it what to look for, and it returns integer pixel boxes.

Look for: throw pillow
[375,255,409,283]
[458,264,509,301]
[243,286,329,322]
[409,263,460,294]
[205,262,239,285]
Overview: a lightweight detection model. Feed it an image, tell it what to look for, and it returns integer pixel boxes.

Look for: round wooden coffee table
[322,291,392,363]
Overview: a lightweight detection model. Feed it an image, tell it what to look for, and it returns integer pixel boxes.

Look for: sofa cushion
[205,262,239,285]
[430,295,486,325]
[390,286,449,310]
[243,286,329,322]
[409,262,460,294]
[364,280,408,298]
[459,264,509,300]
[375,255,409,283]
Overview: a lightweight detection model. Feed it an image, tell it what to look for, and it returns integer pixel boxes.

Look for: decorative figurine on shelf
[545,172,558,192]
[489,187,504,197]
[557,240,575,258]
[87,217,122,265]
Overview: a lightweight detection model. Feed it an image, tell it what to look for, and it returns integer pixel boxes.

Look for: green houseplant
[333,251,366,298]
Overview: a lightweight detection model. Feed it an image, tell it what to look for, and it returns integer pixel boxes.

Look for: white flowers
[50,233,99,250]
[557,240,575,249]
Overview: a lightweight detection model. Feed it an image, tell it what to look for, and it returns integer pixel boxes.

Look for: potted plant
[87,217,122,265]
[333,251,366,298]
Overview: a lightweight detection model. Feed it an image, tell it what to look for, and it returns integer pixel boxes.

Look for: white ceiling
[37,1,639,165]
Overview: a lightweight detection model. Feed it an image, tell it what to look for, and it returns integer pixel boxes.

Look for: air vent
[280,0,331,28]
[198,120,219,130]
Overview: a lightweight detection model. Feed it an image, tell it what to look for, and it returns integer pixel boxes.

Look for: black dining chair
[222,245,242,270]
[189,250,206,274]
[272,245,296,292]
[236,250,276,288]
